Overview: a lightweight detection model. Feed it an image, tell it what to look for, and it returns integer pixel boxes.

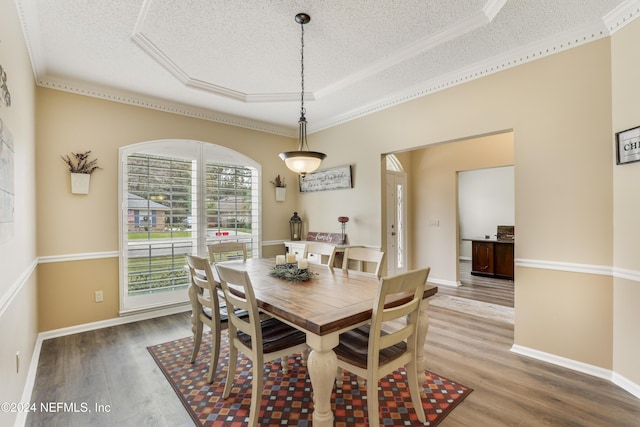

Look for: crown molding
[17,0,640,136]
[603,0,640,34]
[36,77,297,137]
[131,0,312,104]
[131,32,310,104]
[312,19,613,132]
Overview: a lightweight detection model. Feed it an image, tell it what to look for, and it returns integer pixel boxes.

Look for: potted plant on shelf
[270,174,287,202]
[60,151,101,194]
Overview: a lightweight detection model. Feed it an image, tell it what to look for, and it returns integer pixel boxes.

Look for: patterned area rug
[148,332,472,426]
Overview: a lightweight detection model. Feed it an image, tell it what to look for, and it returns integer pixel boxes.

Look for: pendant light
[279,13,326,177]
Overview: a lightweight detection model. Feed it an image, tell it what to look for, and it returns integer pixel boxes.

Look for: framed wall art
[615,125,640,165]
[299,164,352,193]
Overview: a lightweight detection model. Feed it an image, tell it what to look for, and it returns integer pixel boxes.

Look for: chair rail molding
[516,258,612,276]
[0,259,38,319]
[38,251,120,264]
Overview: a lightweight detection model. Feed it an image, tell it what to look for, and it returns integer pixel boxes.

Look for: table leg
[306,333,339,427]
[416,297,431,384]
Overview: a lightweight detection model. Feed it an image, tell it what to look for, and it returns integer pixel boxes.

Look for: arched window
[119,140,261,314]
[386,153,404,172]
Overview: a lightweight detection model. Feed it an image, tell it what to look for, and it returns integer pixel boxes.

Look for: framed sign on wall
[615,125,640,165]
[299,164,352,192]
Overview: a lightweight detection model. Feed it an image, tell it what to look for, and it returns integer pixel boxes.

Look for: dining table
[199,257,438,427]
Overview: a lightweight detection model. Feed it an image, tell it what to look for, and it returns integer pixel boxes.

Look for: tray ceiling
[15,0,638,136]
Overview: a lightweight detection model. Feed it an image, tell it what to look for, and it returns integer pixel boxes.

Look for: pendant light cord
[279,13,326,175]
[300,19,306,122]
[298,17,310,152]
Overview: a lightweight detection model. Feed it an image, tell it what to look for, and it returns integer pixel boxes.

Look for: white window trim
[118,139,261,315]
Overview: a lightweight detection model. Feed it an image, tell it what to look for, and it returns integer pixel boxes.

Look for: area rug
[148,332,472,426]
[429,294,514,324]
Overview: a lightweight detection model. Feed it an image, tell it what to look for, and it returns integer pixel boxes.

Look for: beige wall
[0,0,38,424]
[36,88,299,256]
[407,133,514,284]
[306,38,615,369]
[611,19,640,385]
[515,268,612,368]
[35,88,296,330]
[38,259,119,331]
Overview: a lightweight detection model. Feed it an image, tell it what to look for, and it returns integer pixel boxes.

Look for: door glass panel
[396,183,404,269]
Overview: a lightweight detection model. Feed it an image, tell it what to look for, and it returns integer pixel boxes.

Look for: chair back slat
[368,268,430,366]
[342,247,385,277]
[305,242,337,267]
[208,242,247,263]
[186,253,227,383]
[185,255,220,313]
[214,264,262,344]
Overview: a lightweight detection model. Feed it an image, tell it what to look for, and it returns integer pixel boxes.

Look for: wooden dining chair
[334,267,431,427]
[215,263,308,427]
[342,246,385,277]
[185,254,225,383]
[207,241,247,262]
[186,251,252,382]
[305,242,336,267]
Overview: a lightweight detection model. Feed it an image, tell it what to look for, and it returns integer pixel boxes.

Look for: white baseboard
[612,371,640,400]
[38,303,191,341]
[511,344,612,380]
[428,277,462,287]
[510,344,640,400]
[15,304,191,427]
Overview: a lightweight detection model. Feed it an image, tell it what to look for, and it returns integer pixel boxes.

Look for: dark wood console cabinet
[471,239,514,280]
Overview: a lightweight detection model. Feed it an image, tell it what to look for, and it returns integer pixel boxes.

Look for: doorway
[384,132,514,306]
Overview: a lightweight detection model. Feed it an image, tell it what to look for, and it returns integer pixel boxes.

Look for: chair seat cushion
[335,325,407,369]
[237,317,306,353]
[202,304,248,322]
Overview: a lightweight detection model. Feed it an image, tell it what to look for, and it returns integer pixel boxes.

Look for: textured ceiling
[15,0,639,136]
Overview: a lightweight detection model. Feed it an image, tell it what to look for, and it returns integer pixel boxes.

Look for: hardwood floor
[434,259,514,307]
[26,265,640,426]
[27,314,195,427]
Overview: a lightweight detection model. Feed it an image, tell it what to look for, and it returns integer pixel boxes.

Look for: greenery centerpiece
[269,263,316,282]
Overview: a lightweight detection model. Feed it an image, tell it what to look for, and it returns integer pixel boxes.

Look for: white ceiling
[15,0,638,136]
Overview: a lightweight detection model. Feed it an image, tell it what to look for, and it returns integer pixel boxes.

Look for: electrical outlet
[16,352,20,374]
[95,290,104,302]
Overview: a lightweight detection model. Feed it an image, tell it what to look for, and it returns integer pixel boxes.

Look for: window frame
[118,139,262,315]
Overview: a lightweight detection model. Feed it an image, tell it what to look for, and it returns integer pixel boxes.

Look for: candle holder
[289,212,302,241]
[338,216,349,245]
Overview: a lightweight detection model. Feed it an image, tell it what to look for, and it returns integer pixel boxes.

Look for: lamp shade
[279,151,326,175]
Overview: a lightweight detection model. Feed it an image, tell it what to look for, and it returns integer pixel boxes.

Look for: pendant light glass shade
[280,115,326,176]
[279,13,326,177]
[280,150,326,175]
